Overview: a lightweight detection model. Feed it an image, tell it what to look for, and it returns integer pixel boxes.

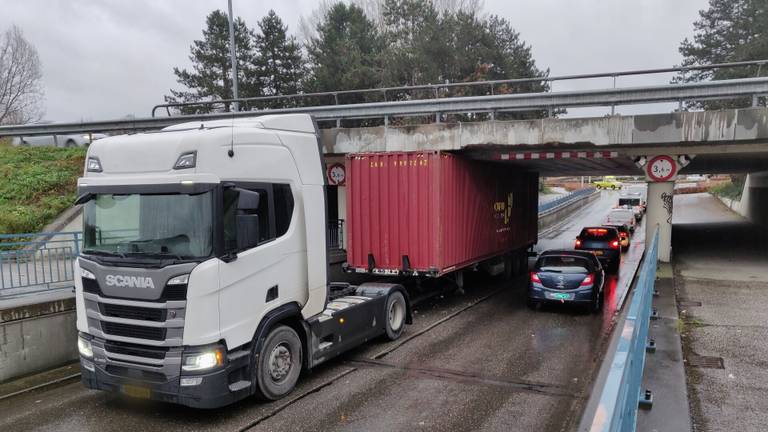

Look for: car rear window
[538,256,590,273]
[580,227,618,240]
[619,198,640,206]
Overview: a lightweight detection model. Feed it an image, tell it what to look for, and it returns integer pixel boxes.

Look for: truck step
[318,341,333,350]
[228,380,251,392]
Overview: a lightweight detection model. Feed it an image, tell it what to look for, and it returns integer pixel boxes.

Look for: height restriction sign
[646,155,677,182]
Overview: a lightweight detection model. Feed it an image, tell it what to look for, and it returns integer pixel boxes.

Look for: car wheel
[253,325,302,401]
[385,291,407,340]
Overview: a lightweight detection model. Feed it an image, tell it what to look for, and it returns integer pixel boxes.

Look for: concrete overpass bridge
[2,61,768,262]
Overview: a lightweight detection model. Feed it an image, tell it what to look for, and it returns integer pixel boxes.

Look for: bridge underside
[459,143,768,176]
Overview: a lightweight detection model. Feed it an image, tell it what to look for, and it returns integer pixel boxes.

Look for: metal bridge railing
[0,232,82,298]
[151,59,768,117]
[1,61,768,138]
[587,228,660,432]
[538,187,597,214]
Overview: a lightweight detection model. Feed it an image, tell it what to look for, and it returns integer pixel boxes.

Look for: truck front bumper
[79,356,251,409]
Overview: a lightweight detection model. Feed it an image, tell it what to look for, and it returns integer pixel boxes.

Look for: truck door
[218,183,306,348]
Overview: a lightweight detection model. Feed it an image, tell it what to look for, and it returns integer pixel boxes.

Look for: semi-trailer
[73,114,538,409]
[344,151,538,279]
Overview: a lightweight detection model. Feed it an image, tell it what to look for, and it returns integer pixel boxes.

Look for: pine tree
[165,10,257,113]
[676,0,768,108]
[307,3,383,98]
[253,10,305,107]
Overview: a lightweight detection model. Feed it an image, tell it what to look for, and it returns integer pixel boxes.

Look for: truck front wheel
[385,291,407,340]
[254,325,302,400]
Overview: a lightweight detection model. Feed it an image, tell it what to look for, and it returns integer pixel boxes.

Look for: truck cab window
[274,184,294,237]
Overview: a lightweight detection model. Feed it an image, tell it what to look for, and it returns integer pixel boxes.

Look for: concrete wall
[744,171,768,227]
[0,298,77,383]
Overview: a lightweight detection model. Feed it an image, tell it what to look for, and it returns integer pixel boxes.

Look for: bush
[0,146,85,234]
[709,181,743,200]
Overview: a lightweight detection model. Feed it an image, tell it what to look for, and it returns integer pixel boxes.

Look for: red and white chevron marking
[497,151,619,161]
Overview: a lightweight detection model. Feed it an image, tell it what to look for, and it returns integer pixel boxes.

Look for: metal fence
[538,187,597,214]
[328,219,345,250]
[587,228,659,432]
[0,232,82,298]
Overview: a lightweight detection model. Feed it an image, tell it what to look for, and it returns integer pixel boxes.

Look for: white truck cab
[74,114,411,408]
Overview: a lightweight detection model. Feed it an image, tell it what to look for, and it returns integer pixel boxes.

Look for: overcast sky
[0,0,708,122]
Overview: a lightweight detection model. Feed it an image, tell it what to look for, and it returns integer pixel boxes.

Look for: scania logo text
[104,274,155,289]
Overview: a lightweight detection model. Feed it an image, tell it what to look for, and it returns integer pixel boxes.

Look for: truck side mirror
[236,214,260,250]
[237,189,260,211]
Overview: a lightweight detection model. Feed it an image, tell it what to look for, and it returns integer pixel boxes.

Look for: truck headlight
[182,346,225,372]
[78,335,93,358]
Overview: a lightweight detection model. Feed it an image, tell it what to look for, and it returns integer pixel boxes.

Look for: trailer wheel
[254,325,302,401]
[385,291,406,340]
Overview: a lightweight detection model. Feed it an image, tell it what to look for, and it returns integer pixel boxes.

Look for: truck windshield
[82,192,213,259]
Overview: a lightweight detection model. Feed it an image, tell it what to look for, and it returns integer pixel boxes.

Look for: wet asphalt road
[0,190,640,432]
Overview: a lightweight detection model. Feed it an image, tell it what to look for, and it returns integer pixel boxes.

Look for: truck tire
[254,325,302,401]
[385,291,407,340]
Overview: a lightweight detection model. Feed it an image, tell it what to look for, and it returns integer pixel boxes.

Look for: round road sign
[646,155,677,182]
[327,163,346,186]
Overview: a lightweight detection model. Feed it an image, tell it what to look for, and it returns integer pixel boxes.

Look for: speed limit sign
[646,155,677,182]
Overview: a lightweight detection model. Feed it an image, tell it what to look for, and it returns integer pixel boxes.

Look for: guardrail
[539,187,597,213]
[1,61,768,138]
[587,228,659,432]
[151,59,768,117]
[0,232,82,298]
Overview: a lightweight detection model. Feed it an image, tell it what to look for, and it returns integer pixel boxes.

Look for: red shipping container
[345,151,538,276]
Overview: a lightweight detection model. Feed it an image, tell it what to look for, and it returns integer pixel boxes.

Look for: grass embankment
[709,180,743,200]
[0,145,85,234]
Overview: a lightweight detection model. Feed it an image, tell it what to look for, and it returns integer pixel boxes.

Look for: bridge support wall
[745,172,768,240]
[646,182,674,262]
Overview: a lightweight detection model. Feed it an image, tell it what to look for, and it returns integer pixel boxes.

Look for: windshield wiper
[125,251,188,262]
[81,249,126,258]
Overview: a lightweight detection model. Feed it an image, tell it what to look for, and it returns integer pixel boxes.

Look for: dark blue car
[527,250,605,312]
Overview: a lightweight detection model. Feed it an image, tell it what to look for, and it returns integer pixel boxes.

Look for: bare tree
[0,25,44,125]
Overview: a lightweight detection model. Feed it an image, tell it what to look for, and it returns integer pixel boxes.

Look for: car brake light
[580,274,594,286]
[610,240,620,249]
[575,239,582,248]
[587,228,608,235]
[530,272,541,283]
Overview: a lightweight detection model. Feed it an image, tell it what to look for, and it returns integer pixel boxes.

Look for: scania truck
[74,114,412,408]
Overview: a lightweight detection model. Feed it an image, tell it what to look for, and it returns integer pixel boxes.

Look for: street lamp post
[227,0,239,111]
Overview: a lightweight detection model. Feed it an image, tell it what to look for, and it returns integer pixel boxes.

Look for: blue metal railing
[538,187,597,214]
[0,231,82,298]
[587,229,659,431]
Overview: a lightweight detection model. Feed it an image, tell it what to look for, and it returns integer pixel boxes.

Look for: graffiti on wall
[661,192,674,224]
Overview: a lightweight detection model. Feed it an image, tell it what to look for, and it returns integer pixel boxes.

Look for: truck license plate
[122,384,151,399]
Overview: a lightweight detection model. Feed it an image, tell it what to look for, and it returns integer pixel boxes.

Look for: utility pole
[227,0,239,111]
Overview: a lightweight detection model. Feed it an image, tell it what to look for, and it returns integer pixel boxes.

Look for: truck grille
[82,278,188,302]
[106,365,166,383]
[162,284,187,301]
[104,341,168,360]
[99,303,166,322]
[102,322,166,341]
